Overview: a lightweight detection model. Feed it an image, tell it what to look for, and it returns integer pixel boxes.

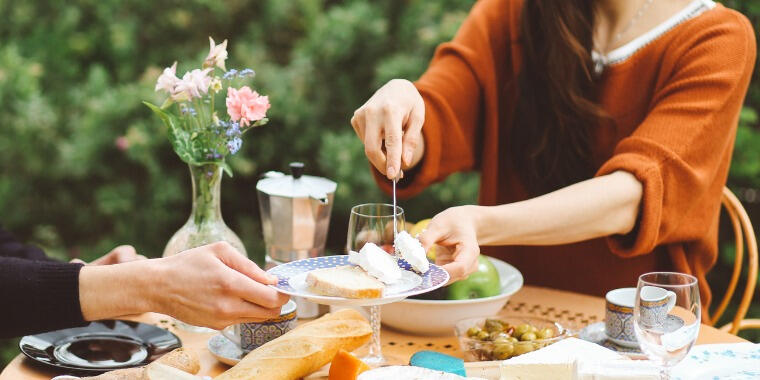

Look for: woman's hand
[418,205,481,283]
[79,241,289,330]
[351,79,426,179]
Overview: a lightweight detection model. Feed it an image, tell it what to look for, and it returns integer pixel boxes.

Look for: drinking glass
[346,203,404,366]
[634,272,700,379]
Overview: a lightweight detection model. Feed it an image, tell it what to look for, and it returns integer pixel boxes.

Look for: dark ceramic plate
[19,320,181,374]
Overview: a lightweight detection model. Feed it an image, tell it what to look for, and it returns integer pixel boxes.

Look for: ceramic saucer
[207,334,244,366]
[578,322,644,357]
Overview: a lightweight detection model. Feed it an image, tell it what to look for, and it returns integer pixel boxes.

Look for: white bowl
[381,257,523,336]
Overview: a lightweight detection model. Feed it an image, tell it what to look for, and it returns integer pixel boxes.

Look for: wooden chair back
[707,187,758,334]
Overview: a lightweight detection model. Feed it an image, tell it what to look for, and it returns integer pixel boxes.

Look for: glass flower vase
[163,163,247,331]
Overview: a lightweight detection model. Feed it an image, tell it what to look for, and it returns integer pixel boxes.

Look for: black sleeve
[0,226,54,262]
[0,257,87,338]
[0,226,88,338]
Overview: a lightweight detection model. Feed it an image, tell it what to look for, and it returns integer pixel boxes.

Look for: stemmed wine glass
[634,272,701,380]
[346,203,404,366]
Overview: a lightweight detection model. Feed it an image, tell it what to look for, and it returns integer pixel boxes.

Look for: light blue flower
[180,105,197,116]
[227,137,243,154]
[223,69,238,79]
[225,121,241,137]
[239,68,255,77]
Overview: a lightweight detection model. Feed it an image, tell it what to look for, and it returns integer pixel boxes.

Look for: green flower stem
[210,92,215,121]
[189,163,222,228]
[193,99,205,131]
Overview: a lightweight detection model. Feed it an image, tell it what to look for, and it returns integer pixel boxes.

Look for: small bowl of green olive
[454,316,567,361]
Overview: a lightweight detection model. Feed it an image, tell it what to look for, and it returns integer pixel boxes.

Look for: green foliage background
[0,0,757,368]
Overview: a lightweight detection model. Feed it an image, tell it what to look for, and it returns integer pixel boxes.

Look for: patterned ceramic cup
[221,300,297,352]
[605,287,638,348]
[638,285,677,327]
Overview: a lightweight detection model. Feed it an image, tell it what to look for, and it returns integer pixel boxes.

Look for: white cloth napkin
[578,343,760,380]
[670,343,760,380]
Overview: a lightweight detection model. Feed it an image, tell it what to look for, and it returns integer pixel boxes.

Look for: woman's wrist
[79,259,158,321]
[471,204,517,246]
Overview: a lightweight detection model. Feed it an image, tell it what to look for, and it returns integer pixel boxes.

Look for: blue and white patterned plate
[577,321,645,358]
[671,343,760,380]
[267,255,450,306]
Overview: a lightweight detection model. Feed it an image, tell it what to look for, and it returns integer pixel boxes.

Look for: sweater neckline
[592,0,716,75]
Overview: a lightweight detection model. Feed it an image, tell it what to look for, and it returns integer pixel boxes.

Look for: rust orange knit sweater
[374,0,756,307]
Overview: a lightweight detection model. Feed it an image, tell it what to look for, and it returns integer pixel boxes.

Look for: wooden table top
[1,285,747,379]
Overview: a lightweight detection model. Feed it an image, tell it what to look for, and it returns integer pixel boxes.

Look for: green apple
[446,256,501,300]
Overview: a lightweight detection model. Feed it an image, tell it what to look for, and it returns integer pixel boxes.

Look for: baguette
[81,347,200,380]
[306,265,384,299]
[214,308,372,380]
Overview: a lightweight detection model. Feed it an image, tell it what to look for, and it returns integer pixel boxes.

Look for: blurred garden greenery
[0,0,758,368]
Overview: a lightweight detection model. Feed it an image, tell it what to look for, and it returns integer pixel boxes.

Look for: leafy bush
[0,0,758,367]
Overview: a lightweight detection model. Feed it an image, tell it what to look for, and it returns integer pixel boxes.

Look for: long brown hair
[511,0,607,195]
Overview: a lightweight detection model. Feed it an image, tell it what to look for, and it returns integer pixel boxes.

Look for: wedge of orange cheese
[328,349,370,380]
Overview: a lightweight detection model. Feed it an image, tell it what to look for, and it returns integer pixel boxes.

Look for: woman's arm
[476,171,642,246]
[355,0,515,196]
[419,171,642,281]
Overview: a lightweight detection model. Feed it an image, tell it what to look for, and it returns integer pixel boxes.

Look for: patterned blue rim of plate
[267,255,449,301]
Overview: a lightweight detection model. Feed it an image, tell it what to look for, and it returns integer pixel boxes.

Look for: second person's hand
[418,205,481,284]
[153,242,289,330]
[79,241,290,330]
[351,79,426,179]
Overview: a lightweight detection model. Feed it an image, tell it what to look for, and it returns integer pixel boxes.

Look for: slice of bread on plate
[306,265,385,299]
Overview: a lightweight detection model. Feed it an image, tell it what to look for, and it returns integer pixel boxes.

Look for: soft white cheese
[349,243,402,284]
[358,366,485,380]
[394,230,429,273]
[500,338,624,380]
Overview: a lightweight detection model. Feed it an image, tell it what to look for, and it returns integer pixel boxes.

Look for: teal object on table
[409,351,467,376]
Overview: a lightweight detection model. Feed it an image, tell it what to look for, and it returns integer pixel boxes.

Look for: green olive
[520,332,537,341]
[467,327,481,337]
[515,324,532,336]
[536,327,555,339]
[476,331,490,341]
[514,342,535,355]
[508,337,520,344]
[493,336,511,345]
[529,325,539,333]
[493,343,515,360]
[485,319,505,333]
[490,331,509,341]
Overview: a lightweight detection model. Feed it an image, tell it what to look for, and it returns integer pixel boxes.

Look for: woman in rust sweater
[351,0,755,306]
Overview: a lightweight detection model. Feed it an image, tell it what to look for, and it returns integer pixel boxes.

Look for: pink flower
[226,86,270,127]
[114,136,130,151]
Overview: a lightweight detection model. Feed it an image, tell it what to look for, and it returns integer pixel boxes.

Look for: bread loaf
[81,347,200,380]
[214,308,372,380]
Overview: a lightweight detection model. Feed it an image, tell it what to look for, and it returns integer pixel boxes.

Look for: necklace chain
[593,0,655,76]
[610,0,655,48]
